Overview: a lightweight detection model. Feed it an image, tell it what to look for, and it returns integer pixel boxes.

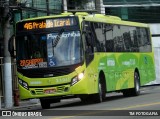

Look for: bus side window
[82,21,94,66]
[82,21,94,53]
[85,32,94,54]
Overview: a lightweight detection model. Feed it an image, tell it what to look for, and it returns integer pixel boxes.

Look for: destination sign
[20,58,44,67]
[17,17,76,31]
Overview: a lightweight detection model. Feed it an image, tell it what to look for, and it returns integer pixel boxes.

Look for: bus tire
[123,71,140,97]
[131,71,140,96]
[40,99,50,109]
[94,79,106,103]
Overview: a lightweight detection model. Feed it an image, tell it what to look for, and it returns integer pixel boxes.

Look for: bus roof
[17,12,149,28]
[83,14,148,28]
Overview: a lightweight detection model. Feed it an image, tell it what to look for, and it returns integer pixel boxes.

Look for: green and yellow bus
[9,12,156,109]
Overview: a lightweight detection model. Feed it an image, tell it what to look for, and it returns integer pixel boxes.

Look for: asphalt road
[1,85,160,119]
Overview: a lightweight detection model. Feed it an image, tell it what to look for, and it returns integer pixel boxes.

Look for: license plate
[44,89,56,94]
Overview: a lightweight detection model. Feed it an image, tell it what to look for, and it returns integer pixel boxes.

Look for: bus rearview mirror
[8,35,16,58]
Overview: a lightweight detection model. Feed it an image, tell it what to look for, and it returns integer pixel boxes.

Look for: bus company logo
[44,74,54,78]
[122,59,135,66]
[107,59,115,66]
[2,111,12,116]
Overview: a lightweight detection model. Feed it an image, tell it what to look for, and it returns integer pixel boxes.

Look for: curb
[1,101,40,110]
[12,103,40,109]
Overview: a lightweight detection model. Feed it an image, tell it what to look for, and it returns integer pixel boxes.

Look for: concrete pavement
[0,99,40,110]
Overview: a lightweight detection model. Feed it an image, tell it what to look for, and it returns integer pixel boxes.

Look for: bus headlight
[18,79,29,90]
[71,72,84,86]
[78,73,84,79]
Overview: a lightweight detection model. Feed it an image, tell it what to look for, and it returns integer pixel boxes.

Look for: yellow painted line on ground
[50,101,160,119]
[111,101,160,110]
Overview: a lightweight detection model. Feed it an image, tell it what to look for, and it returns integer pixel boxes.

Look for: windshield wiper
[52,29,64,47]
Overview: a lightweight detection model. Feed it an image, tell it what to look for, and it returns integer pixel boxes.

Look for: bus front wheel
[93,79,106,103]
[40,99,50,109]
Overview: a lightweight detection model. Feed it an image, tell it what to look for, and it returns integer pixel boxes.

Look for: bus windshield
[16,30,83,69]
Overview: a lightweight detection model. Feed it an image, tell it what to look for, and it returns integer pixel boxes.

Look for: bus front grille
[31,86,65,95]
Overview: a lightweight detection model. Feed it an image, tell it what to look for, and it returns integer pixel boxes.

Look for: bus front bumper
[19,79,89,100]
